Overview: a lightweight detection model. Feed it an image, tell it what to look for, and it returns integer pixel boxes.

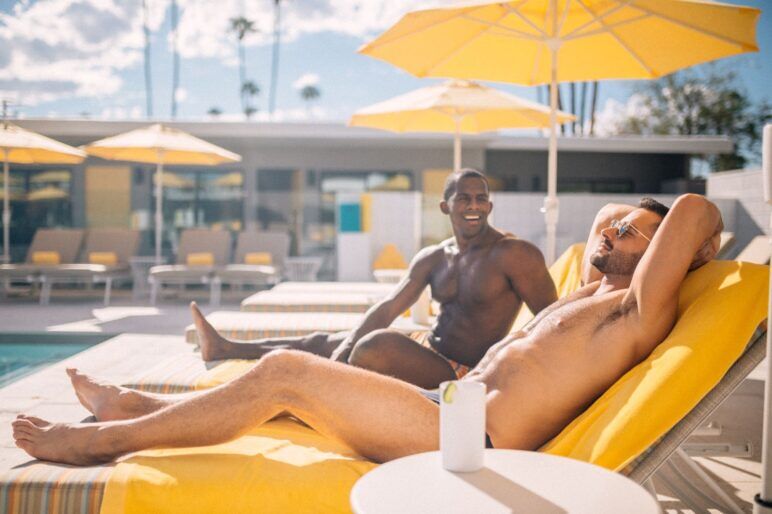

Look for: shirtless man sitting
[192,168,557,388]
[12,194,723,466]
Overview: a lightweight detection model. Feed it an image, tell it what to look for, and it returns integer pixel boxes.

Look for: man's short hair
[639,197,670,219]
[443,168,489,201]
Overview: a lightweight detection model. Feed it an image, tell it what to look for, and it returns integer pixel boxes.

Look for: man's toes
[23,416,49,427]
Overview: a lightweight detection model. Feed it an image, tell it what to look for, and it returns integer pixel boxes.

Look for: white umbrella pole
[754,123,772,514]
[154,158,164,266]
[2,152,9,263]
[542,45,560,264]
[454,116,462,171]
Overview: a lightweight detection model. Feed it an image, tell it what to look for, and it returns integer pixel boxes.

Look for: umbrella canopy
[83,123,241,165]
[350,79,574,170]
[83,124,242,264]
[27,185,69,202]
[360,0,760,263]
[0,122,85,262]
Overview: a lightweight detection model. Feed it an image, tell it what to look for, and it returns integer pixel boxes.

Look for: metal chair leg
[39,277,51,305]
[150,278,158,305]
[103,277,112,306]
[673,447,745,514]
[210,276,221,307]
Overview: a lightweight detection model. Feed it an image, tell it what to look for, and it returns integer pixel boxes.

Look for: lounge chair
[212,231,290,304]
[736,235,770,264]
[240,289,387,313]
[0,228,84,293]
[35,228,140,305]
[148,229,232,305]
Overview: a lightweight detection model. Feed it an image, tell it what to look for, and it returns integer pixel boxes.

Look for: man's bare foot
[12,415,120,465]
[190,301,232,361]
[67,368,165,421]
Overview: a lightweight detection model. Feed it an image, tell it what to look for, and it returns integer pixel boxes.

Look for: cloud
[292,73,320,90]
[0,0,168,106]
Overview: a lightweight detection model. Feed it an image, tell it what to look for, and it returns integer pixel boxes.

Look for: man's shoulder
[491,234,544,263]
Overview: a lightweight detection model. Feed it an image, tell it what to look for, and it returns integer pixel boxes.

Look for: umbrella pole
[155,157,164,266]
[2,152,9,263]
[454,116,462,171]
[755,124,772,514]
[543,46,559,264]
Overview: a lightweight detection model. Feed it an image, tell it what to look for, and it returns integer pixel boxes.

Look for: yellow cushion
[373,244,408,270]
[541,261,769,471]
[244,252,273,265]
[88,251,118,266]
[100,418,377,514]
[31,251,60,265]
[512,242,585,331]
[186,252,214,267]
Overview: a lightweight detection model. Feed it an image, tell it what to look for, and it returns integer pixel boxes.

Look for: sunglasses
[609,219,651,242]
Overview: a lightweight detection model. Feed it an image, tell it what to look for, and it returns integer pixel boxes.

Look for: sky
[0,0,769,135]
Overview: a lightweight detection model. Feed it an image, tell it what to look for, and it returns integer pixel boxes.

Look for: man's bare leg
[191,303,346,361]
[13,350,439,466]
[67,368,193,421]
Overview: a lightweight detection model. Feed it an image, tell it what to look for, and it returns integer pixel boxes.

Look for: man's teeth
[464,215,480,220]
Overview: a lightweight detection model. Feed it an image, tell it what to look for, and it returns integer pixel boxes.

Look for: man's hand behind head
[689,206,724,271]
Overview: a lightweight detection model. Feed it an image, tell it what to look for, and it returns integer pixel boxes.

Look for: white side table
[351,450,660,514]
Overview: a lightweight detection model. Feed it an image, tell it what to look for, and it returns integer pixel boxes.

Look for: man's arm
[330,246,439,362]
[497,238,557,315]
[582,203,636,285]
[627,194,722,338]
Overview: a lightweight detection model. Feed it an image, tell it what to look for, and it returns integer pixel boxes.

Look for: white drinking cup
[439,380,486,472]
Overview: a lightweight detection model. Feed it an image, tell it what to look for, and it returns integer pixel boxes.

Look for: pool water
[0,342,93,387]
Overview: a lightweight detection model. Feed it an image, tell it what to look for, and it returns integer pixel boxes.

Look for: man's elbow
[671,194,720,225]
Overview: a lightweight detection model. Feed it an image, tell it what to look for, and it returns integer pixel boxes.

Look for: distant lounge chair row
[149,229,290,306]
[0,228,139,305]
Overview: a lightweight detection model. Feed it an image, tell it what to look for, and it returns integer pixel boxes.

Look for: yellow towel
[89,252,118,266]
[100,418,377,514]
[372,244,408,270]
[186,252,214,267]
[244,252,272,265]
[511,242,585,331]
[31,251,60,265]
[542,261,768,471]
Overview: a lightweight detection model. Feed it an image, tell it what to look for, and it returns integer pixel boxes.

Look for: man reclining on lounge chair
[12,193,723,466]
[192,168,558,388]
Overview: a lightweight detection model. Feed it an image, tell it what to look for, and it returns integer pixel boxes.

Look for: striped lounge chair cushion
[0,462,112,514]
[240,291,383,313]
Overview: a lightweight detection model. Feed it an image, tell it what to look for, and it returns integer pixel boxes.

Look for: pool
[0,333,111,388]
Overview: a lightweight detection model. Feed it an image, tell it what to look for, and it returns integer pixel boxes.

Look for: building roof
[12,118,733,155]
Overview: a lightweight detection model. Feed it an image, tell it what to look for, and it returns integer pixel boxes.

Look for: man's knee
[348,330,401,368]
[253,349,308,378]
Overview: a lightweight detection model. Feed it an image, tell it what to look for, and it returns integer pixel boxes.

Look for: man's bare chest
[430,253,511,305]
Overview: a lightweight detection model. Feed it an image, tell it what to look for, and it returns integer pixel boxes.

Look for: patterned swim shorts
[410,331,471,379]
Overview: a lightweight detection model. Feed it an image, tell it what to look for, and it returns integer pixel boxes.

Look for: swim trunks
[410,331,471,379]
[419,389,494,449]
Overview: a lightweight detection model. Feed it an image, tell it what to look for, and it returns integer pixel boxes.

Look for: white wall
[707,169,769,257]
[493,193,737,259]
[369,192,422,264]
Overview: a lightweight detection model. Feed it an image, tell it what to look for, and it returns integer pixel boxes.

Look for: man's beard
[590,249,645,275]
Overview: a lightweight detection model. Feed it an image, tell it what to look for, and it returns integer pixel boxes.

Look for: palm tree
[268,0,284,116]
[207,107,223,118]
[229,16,257,116]
[242,80,260,119]
[300,85,320,115]
[589,81,599,136]
[142,0,153,118]
[170,0,180,119]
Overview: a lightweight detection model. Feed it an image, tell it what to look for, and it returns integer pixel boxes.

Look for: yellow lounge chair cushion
[31,251,60,265]
[89,251,118,266]
[101,417,377,514]
[244,252,272,265]
[372,243,408,270]
[186,252,214,267]
[542,260,768,471]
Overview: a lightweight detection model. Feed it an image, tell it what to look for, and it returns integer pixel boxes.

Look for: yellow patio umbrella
[211,171,244,187]
[83,124,242,264]
[0,122,85,262]
[27,185,69,202]
[360,0,760,263]
[350,79,574,170]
